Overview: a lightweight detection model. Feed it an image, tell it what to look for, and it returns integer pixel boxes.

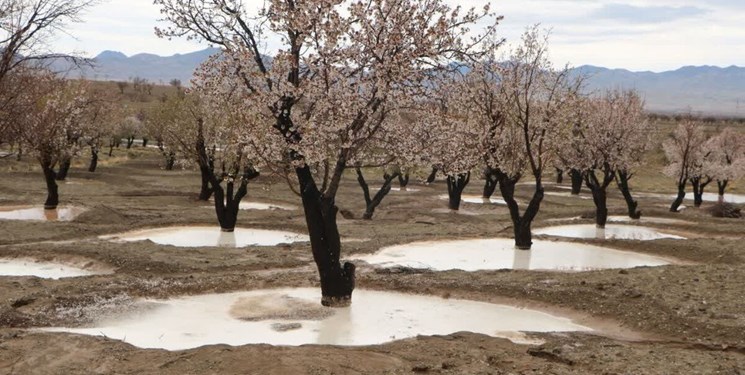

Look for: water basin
[41,288,592,350]
[438,194,507,205]
[0,258,107,279]
[534,224,685,240]
[100,226,309,247]
[355,238,672,271]
[0,206,86,221]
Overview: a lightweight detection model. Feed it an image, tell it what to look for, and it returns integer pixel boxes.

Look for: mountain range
[57,48,745,117]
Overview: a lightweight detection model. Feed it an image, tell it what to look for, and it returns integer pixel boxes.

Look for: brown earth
[0,149,743,374]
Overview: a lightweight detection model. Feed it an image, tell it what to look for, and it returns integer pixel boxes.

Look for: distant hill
[56,48,745,117]
[55,48,222,85]
[571,65,745,118]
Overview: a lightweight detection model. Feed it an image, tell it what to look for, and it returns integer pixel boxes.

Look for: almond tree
[156,0,498,306]
[10,70,90,208]
[561,90,650,227]
[663,119,707,212]
[704,128,745,203]
[475,27,578,249]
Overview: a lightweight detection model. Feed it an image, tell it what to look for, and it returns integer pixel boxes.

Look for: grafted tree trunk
[355,167,399,220]
[446,172,470,210]
[555,167,563,184]
[717,180,728,203]
[55,157,71,181]
[88,146,98,172]
[498,175,544,250]
[425,166,438,184]
[615,170,641,219]
[40,156,59,209]
[570,169,582,195]
[689,176,712,208]
[397,173,409,191]
[585,167,615,228]
[195,120,214,201]
[482,167,499,199]
[209,166,259,232]
[297,165,355,307]
[670,182,686,212]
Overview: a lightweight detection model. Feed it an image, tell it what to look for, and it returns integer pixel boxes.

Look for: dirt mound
[229,294,335,321]
[74,205,128,225]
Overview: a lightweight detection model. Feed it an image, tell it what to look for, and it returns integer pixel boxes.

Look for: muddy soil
[0,150,743,374]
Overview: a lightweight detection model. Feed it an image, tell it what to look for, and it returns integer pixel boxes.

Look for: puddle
[374,187,421,192]
[41,288,592,350]
[438,194,507,205]
[431,208,488,216]
[638,192,745,204]
[607,216,691,225]
[534,224,685,240]
[206,200,297,211]
[545,191,593,200]
[355,238,672,271]
[100,226,309,247]
[0,206,86,221]
[0,258,108,279]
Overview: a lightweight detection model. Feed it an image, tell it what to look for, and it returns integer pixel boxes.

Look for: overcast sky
[53,0,745,72]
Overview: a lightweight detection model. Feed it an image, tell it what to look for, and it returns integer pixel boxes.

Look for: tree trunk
[195,121,214,201]
[615,170,641,219]
[355,167,398,220]
[126,136,134,149]
[142,138,148,148]
[425,166,438,184]
[585,169,615,228]
[164,152,176,171]
[570,169,582,195]
[88,147,98,173]
[689,177,711,208]
[15,144,22,161]
[446,172,470,211]
[670,182,686,212]
[397,173,409,191]
[555,168,564,184]
[482,167,499,199]
[210,167,258,232]
[56,158,71,181]
[297,165,355,307]
[42,164,59,209]
[498,176,543,250]
[717,180,728,203]
[108,140,115,157]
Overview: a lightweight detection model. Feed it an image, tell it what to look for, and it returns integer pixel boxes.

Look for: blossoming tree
[155,0,498,305]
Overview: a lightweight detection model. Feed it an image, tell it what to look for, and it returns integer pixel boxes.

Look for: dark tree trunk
[482,167,499,199]
[615,170,641,219]
[126,136,134,149]
[142,138,148,148]
[209,167,259,232]
[108,139,115,157]
[56,158,71,181]
[446,172,470,210]
[355,167,399,220]
[195,121,214,201]
[555,167,564,184]
[297,165,355,307]
[425,166,438,184]
[498,175,544,250]
[570,169,582,195]
[670,182,686,212]
[717,180,728,203]
[88,147,98,173]
[689,176,712,208]
[397,173,409,191]
[15,144,22,161]
[164,152,176,170]
[585,168,615,228]
[42,163,59,209]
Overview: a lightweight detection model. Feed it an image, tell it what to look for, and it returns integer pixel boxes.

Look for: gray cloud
[590,3,708,23]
